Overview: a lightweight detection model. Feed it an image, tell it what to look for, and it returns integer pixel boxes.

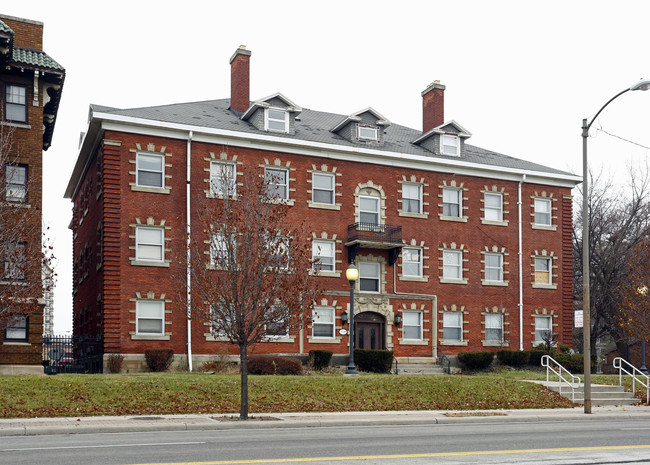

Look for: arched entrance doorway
[355,312,386,350]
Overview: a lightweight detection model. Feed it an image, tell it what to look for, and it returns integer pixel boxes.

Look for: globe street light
[581,78,650,414]
[345,264,359,376]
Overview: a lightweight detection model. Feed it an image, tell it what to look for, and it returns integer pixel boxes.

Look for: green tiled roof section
[12,47,64,71]
[0,19,14,35]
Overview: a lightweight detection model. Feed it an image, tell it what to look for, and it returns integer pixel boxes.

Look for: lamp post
[581,79,650,414]
[345,264,359,376]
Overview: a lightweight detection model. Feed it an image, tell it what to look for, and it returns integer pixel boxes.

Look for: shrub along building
[0,15,65,374]
[65,46,580,372]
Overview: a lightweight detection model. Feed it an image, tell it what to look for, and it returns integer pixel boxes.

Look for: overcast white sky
[5,1,650,334]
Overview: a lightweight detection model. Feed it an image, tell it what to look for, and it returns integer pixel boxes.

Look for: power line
[593,127,650,150]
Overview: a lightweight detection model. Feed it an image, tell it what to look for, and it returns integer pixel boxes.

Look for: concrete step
[542,382,640,406]
[395,363,447,375]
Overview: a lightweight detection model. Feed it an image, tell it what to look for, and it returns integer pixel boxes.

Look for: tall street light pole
[581,78,650,414]
[345,264,359,376]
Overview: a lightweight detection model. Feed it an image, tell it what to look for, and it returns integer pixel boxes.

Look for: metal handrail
[541,354,581,403]
[613,357,649,403]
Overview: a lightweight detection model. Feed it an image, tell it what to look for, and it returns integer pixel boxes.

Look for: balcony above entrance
[346,222,403,266]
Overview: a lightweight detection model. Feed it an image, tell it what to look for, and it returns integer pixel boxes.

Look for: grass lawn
[0,371,576,418]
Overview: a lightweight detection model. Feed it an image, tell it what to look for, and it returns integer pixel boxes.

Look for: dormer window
[265,108,289,133]
[357,124,379,142]
[441,134,460,156]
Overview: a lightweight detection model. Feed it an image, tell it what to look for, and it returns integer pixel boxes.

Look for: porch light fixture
[394,314,402,326]
[345,264,359,376]
[581,78,650,413]
[341,311,348,325]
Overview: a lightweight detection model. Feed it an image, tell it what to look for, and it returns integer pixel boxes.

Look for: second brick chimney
[421,80,445,134]
[230,45,251,114]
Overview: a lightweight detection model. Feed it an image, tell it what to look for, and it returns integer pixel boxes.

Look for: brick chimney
[230,45,251,114]
[422,80,445,133]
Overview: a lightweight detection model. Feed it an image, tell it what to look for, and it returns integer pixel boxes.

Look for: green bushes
[248,355,303,375]
[527,349,546,367]
[309,350,333,370]
[354,349,393,373]
[144,348,174,372]
[496,350,529,367]
[554,353,585,373]
[458,351,494,371]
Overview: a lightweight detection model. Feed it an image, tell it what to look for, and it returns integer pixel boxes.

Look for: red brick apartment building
[65,46,580,372]
[0,15,65,374]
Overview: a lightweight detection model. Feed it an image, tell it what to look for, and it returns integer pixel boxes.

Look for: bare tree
[176,163,321,420]
[573,165,650,356]
[618,238,650,340]
[0,124,55,331]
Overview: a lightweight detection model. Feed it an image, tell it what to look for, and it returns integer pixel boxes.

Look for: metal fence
[42,334,103,374]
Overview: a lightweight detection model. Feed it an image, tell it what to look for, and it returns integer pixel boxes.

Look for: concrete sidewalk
[2,405,650,437]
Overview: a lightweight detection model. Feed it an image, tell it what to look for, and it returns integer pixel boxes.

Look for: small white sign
[575,310,583,328]
[339,329,348,335]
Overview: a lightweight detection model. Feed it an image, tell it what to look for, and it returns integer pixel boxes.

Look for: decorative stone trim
[306,297,343,343]
[397,175,429,218]
[349,293,396,349]
[306,164,342,210]
[397,302,430,345]
[438,242,468,284]
[398,238,429,282]
[128,217,172,267]
[204,151,243,199]
[531,249,558,289]
[129,143,172,194]
[438,180,468,222]
[439,304,468,345]
[260,158,296,206]
[353,181,387,224]
[530,191,558,231]
[480,184,509,226]
[310,232,342,277]
[481,306,510,347]
[530,308,558,347]
[128,291,172,340]
[480,246,510,286]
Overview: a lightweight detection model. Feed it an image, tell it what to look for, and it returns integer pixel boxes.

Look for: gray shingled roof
[92,99,571,176]
[12,46,64,72]
[0,19,13,35]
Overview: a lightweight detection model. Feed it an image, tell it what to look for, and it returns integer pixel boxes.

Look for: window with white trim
[441,134,460,156]
[443,250,462,280]
[442,188,462,217]
[210,232,236,267]
[5,84,27,123]
[484,253,503,283]
[135,227,164,262]
[5,164,27,203]
[359,195,380,224]
[264,167,289,200]
[443,311,462,341]
[210,303,230,338]
[312,172,335,205]
[402,248,422,277]
[359,262,380,293]
[402,311,422,340]
[5,315,27,341]
[136,153,165,188]
[356,125,379,141]
[534,198,552,225]
[3,241,26,281]
[312,240,335,273]
[535,315,552,344]
[136,300,165,335]
[535,257,552,284]
[484,193,503,222]
[485,313,503,343]
[210,161,236,196]
[265,108,289,133]
[265,306,288,337]
[312,307,335,338]
[402,183,422,214]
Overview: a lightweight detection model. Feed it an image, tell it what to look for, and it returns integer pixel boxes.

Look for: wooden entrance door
[356,321,382,350]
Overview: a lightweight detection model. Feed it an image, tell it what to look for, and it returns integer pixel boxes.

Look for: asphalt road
[2,418,650,465]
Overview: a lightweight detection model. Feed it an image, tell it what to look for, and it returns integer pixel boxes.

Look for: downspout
[186,131,193,371]
[518,174,526,351]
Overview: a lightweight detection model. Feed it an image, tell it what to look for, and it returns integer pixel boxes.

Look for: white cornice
[65,111,581,199]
